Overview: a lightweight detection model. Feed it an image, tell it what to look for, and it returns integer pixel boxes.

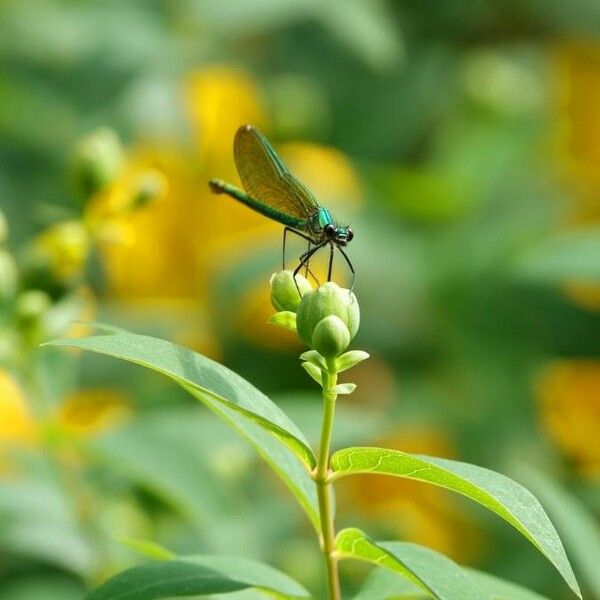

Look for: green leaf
[464,568,551,600]
[517,466,600,598]
[267,310,297,332]
[45,330,315,469]
[331,448,581,598]
[335,528,483,600]
[353,566,428,600]
[335,350,370,373]
[301,361,323,385]
[86,555,311,600]
[299,350,328,371]
[354,563,550,600]
[45,330,320,532]
[330,383,356,395]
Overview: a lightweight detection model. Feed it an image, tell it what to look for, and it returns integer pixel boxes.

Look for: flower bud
[296,282,359,357]
[130,170,168,210]
[270,270,312,312]
[311,315,351,359]
[16,290,51,323]
[71,128,123,198]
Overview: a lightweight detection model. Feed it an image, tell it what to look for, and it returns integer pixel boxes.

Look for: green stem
[315,360,340,600]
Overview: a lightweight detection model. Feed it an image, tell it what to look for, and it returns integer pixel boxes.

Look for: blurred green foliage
[1,1,600,598]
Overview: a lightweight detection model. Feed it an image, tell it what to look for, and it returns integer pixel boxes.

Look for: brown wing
[233,125,319,219]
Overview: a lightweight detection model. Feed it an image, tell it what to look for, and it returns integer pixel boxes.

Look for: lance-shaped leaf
[354,562,550,600]
[86,555,311,600]
[336,528,483,600]
[46,330,315,468]
[518,466,600,598]
[45,331,320,532]
[331,447,580,598]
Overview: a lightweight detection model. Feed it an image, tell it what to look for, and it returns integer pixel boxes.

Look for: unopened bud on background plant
[296,282,359,359]
[16,290,51,324]
[72,128,123,198]
[16,290,51,347]
[130,170,168,210]
[270,270,312,312]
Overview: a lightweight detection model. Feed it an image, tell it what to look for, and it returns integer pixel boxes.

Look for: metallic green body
[209,179,307,230]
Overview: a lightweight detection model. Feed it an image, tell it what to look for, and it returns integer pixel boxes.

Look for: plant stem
[316,361,341,600]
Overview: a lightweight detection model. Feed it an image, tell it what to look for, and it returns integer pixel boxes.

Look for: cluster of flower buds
[269,270,368,390]
[0,127,168,359]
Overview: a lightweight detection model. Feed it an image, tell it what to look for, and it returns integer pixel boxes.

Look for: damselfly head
[327,225,353,246]
[331,227,354,246]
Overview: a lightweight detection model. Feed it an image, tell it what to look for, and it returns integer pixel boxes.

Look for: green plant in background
[47,271,582,599]
[0,128,167,596]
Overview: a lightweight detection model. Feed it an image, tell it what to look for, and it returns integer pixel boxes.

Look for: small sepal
[336,350,370,373]
[301,361,323,386]
[330,383,356,395]
[299,350,328,371]
[267,311,297,332]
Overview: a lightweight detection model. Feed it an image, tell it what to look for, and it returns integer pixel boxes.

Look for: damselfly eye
[346,228,354,242]
[324,224,336,238]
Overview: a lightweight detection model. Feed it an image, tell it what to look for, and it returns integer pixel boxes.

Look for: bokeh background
[1,1,600,598]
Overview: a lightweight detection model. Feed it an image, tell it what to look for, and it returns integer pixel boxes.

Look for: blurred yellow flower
[0,369,35,444]
[33,220,90,283]
[554,42,600,310]
[562,280,600,311]
[340,428,483,563]
[85,162,168,247]
[185,66,266,160]
[236,279,304,350]
[536,359,600,477]
[554,41,600,222]
[91,148,196,300]
[56,389,130,438]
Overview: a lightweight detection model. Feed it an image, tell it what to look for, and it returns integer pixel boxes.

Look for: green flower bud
[130,170,168,210]
[71,128,123,198]
[311,315,351,359]
[0,250,18,301]
[296,282,359,357]
[270,270,312,312]
[16,290,51,323]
